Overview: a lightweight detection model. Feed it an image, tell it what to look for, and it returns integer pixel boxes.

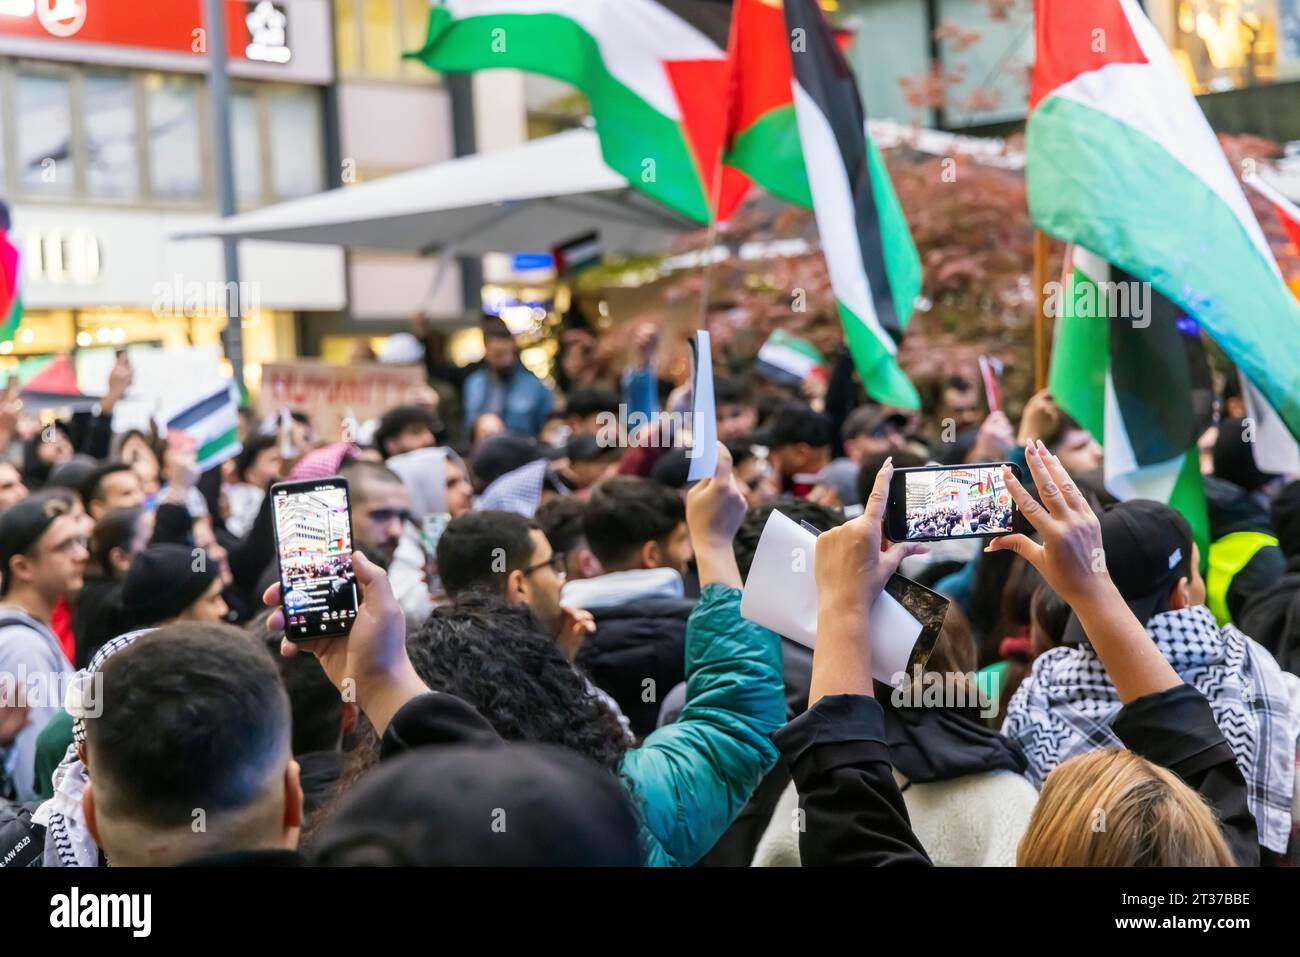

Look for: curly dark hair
[407,597,632,772]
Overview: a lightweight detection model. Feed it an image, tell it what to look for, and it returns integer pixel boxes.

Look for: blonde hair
[1017,749,1235,867]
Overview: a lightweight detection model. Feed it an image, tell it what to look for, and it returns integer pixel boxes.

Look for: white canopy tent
[172,129,696,255]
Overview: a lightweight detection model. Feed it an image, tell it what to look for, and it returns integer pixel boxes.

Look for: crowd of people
[0,312,1298,869]
[906,502,1014,539]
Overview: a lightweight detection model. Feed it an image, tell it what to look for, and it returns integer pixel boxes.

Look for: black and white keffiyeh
[31,629,152,867]
[1004,605,1300,853]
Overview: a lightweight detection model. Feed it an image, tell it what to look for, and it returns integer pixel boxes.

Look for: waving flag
[0,210,22,345]
[1028,0,1300,440]
[780,0,921,408]
[167,383,243,473]
[1050,246,1214,556]
[1245,173,1300,253]
[409,0,750,223]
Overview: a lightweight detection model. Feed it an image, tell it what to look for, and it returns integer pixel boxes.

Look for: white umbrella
[172,129,695,255]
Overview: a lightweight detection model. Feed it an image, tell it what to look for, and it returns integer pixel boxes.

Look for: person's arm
[987,441,1181,702]
[771,459,933,866]
[265,552,435,738]
[621,322,661,422]
[617,444,784,866]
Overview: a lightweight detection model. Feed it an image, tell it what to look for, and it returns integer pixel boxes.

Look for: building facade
[0,0,347,393]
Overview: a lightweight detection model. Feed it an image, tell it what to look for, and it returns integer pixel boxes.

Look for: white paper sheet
[686,330,717,481]
[739,509,923,688]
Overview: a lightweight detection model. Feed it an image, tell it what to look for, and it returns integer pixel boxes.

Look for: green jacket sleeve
[620,583,785,866]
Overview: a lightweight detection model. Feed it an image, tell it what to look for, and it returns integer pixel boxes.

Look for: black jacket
[1205,475,1286,620]
[577,597,694,739]
[774,684,1257,867]
[1238,555,1300,679]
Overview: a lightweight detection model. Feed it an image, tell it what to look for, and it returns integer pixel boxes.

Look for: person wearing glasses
[0,495,89,800]
[435,509,594,662]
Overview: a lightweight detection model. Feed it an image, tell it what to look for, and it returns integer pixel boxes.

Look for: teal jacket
[618,583,785,867]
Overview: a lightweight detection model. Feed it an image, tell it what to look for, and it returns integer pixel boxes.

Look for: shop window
[1163,0,1298,91]
[16,72,74,196]
[233,90,264,207]
[269,88,323,199]
[145,74,204,201]
[84,73,139,200]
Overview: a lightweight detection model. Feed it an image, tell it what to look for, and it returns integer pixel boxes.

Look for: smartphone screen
[271,478,359,641]
[889,463,1019,542]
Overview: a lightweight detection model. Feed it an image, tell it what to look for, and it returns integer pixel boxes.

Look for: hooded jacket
[753,698,1037,867]
[564,568,695,739]
[1204,475,1285,623]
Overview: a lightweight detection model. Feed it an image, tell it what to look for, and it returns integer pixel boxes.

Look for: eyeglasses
[521,551,566,578]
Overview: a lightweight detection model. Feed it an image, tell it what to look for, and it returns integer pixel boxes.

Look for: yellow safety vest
[1206,530,1278,626]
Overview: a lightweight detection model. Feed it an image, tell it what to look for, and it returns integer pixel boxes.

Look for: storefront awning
[172,129,696,255]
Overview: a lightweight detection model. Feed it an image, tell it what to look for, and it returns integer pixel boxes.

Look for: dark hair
[255,623,343,755]
[564,388,620,419]
[436,510,540,598]
[999,559,1044,641]
[724,439,753,469]
[582,476,684,568]
[88,507,144,580]
[734,498,844,581]
[373,406,439,458]
[856,450,927,506]
[1030,582,1071,649]
[80,462,135,510]
[715,377,753,405]
[1040,410,1088,452]
[482,317,514,342]
[647,448,691,489]
[234,433,279,482]
[85,623,290,827]
[408,598,630,771]
[535,496,587,555]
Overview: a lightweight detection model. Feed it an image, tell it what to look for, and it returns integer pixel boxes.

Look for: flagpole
[1033,229,1050,392]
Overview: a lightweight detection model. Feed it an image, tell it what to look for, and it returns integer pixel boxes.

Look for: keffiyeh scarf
[31,630,151,867]
[1004,605,1300,853]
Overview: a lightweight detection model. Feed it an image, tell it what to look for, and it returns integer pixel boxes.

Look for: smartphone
[270,477,359,641]
[886,463,1021,543]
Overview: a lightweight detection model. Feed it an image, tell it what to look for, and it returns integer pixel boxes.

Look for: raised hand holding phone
[808,458,926,705]
[986,441,1181,702]
[264,551,427,736]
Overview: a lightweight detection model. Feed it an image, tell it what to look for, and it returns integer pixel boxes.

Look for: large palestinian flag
[781,0,921,408]
[1049,247,1213,557]
[1029,0,1300,441]
[0,209,22,345]
[408,0,751,223]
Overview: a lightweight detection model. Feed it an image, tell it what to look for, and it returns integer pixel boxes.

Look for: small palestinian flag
[14,354,100,412]
[0,214,22,345]
[168,382,243,473]
[1244,173,1300,253]
[754,330,826,388]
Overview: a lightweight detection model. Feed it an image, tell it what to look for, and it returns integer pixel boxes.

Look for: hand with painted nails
[986,440,1114,608]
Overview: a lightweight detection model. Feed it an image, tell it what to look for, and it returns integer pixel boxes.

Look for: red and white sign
[0,0,287,61]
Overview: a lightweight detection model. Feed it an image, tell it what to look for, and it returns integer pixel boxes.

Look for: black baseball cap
[0,497,73,595]
[1062,499,1194,645]
[752,403,834,450]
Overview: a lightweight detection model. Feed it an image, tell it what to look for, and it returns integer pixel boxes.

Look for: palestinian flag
[168,382,243,473]
[1028,0,1300,441]
[0,222,22,345]
[1244,173,1300,253]
[754,329,826,388]
[782,0,921,409]
[14,354,100,412]
[1049,247,1214,558]
[408,0,751,223]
